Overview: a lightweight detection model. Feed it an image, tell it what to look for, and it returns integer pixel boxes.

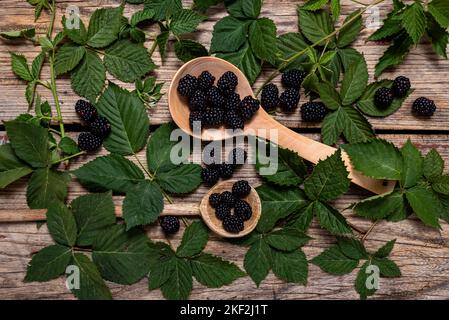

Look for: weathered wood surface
[1,0,449,300]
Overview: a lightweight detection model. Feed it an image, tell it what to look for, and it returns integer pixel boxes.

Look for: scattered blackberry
[209,193,222,209]
[203,148,218,165]
[189,90,207,111]
[203,107,224,126]
[223,215,244,233]
[159,216,180,234]
[281,69,306,88]
[279,88,300,112]
[217,71,238,94]
[189,111,203,129]
[239,96,260,121]
[234,199,252,221]
[201,166,220,186]
[220,191,236,207]
[229,148,247,165]
[197,71,215,91]
[261,83,279,111]
[224,111,244,130]
[300,102,328,122]
[89,116,111,138]
[75,100,98,122]
[215,203,231,220]
[224,92,241,110]
[77,132,102,152]
[412,97,436,117]
[206,86,225,107]
[392,76,411,98]
[177,74,198,97]
[232,180,251,198]
[218,163,235,179]
[374,87,394,108]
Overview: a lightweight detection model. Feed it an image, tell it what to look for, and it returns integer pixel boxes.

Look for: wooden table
[1,0,449,300]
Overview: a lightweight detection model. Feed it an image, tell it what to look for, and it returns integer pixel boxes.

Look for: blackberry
[77,132,102,152]
[217,71,238,94]
[279,88,300,112]
[159,216,180,234]
[203,107,224,126]
[218,163,235,179]
[229,148,247,165]
[281,69,306,88]
[224,110,244,130]
[75,100,98,123]
[209,193,221,208]
[412,97,436,117]
[234,199,252,221]
[220,191,236,207]
[201,166,220,186]
[206,86,225,107]
[215,203,231,220]
[203,148,218,165]
[189,89,207,111]
[189,111,203,129]
[392,76,411,98]
[374,87,394,109]
[261,83,279,111]
[232,180,251,198]
[89,116,111,138]
[239,96,260,121]
[197,71,215,91]
[223,215,244,233]
[300,102,328,122]
[224,92,241,110]
[177,74,198,97]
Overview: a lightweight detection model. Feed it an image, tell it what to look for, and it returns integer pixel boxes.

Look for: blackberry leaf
[423,149,444,181]
[211,16,248,53]
[54,44,86,76]
[314,201,352,235]
[354,190,406,220]
[46,203,77,247]
[401,2,427,44]
[340,56,368,105]
[86,7,123,48]
[298,8,335,46]
[170,9,206,35]
[428,0,449,29]
[271,249,308,284]
[312,245,358,275]
[25,245,71,282]
[27,168,70,209]
[248,18,277,65]
[71,50,106,102]
[0,144,33,189]
[176,221,209,258]
[400,139,423,188]
[160,257,192,300]
[405,185,441,228]
[265,228,311,251]
[157,164,202,194]
[337,10,363,48]
[174,39,208,62]
[244,238,272,287]
[374,33,413,77]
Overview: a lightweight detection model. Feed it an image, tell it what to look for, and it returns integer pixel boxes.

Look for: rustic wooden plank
[0,0,448,129]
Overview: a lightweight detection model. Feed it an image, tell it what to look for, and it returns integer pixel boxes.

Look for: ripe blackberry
[223,215,244,233]
[239,96,260,121]
[197,71,215,91]
[234,199,252,221]
[232,180,251,198]
[392,76,411,98]
[300,102,328,122]
[201,166,220,186]
[77,132,102,152]
[279,88,300,112]
[209,193,221,208]
[177,74,198,97]
[224,110,244,130]
[75,100,98,123]
[220,191,236,207]
[189,90,207,111]
[374,87,394,108]
[203,107,223,126]
[412,97,436,117]
[189,111,203,129]
[217,71,238,94]
[159,216,180,234]
[215,203,231,220]
[261,83,279,111]
[89,116,111,138]
[206,86,225,107]
[229,148,247,165]
[224,92,241,110]
[281,69,306,88]
[218,163,235,179]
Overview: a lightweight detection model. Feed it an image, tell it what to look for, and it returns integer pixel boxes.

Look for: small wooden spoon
[168,56,396,195]
[199,180,261,238]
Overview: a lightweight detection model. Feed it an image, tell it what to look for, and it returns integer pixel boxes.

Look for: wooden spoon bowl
[199,180,261,238]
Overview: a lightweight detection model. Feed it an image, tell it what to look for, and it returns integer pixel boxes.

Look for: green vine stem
[52,151,86,164]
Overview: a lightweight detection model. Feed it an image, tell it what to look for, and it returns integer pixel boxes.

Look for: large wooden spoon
[168,57,395,195]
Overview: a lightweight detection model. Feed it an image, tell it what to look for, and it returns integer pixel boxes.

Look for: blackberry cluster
[159,216,180,234]
[261,83,279,111]
[177,71,260,131]
[74,100,111,152]
[280,88,300,112]
[201,148,247,186]
[374,87,394,109]
[300,102,328,122]
[392,76,411,98]
[412,97,437,117]
[282,69,306,89]
[223,215,244,233]
[232,180,251,198]
[374,76,412,109]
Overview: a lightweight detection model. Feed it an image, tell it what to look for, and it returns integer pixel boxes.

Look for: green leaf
[244,239,272,287]
[249,18,277,65]
[27,169,70,209]
[73,154,145,193]
[265,227,310,251]
[354,190,406,220]
[87,6,123,48]
[149,255,175,290]
[314,201,352,235]
[302,0,328,11]
[122,181,164,230]
[241,0,262,18]
[0,144,32,189]
[146,122,179,173]
[157,164,202,194]
[92,224,153,284]
[71,50,106,102]
[271,249,308,284]
[337,237,369,260]
[54,44,86,76]
[25,245,71,282]
[131,9,155,26]
[191,253,245,288]
[170,9,205,35]
[27,0,50,20]
[46,203,77,247]
[276,32,308,69]
[62,15,87,45]
[318,82,341,110]
[194,0,223,10]
[71,192,116,246]
[145,0,182,21]
[432,175,449,195]
[355,261,377,300]
[71,253,112,300]
[10,53,33,81]
[342,139,403,180]
[374,239,396,258]
[304,150,350,202]
[373,258,401,277]
[337,10,362,48]
[428,0,449,29]
[341,107,375,144]
[406,185,441,228]
[375,33,413,77]
[225,0,246,18]
[97,83,149,155]
[368,15,403,41]
[176,221,209,258]
[321,107,346,145]
[312,245,358,275]
[0,28,35,40]
[298,8,335,46]
[330,0,341,20]
[338,47,364,72]
[423,149,444,181]
[31,51,45,80]
[427,14,449,59]
[210,16,248,53]
[401,139,423,188]
[104,40,155,83]
[288,202,315,232]
[58,137,80,155]
[401,2,427,44]
[156,30,170,59]
[174,40,208,62]
[160,257,193,300]
[340,55,368,105]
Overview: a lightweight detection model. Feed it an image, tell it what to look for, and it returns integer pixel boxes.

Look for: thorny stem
[181,217,189,228]
[362,220,380,243]
[52,151,86,164]
[347,221,366,234]
[49,52,66,137]
[47,0,56,38]
[148,40,158,56]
